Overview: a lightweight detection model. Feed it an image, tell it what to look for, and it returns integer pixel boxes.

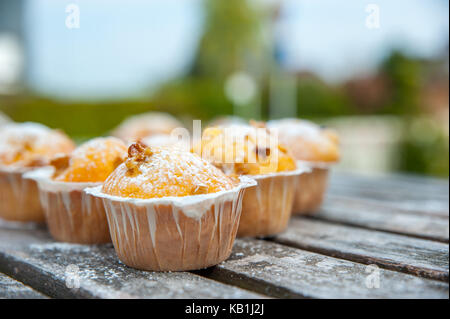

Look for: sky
[22,0,449,100]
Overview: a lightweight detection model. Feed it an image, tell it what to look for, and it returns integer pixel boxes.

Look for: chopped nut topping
[125,159,140,175]
[128,141,148,159]
[144,147,153,157]
[126,142,153,175]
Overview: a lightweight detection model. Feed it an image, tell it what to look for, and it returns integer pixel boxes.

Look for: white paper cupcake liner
[293,160,336,215]
[237,165,310,237]
[0,166,44,222]
[84,176,256,271]
[24,167,111,243]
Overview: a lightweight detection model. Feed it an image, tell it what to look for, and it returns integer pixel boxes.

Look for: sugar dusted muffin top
[52,137,127,183]
[102,142,235,199]
[267,118,339,163]
[195,122,296,175]
[0,122,75,168]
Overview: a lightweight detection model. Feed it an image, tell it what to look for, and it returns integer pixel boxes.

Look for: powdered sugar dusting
[102,147,235,199]
[0,122,74,167]
[267,118,324,141]
[55,137,127,183]
[267,118,339,162]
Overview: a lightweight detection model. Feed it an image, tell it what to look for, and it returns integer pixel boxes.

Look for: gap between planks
[309,197,449,243]
[0,225,265,299]
[0,271,49,299]
[308,214,449,244]
[196,238,448,299]
[266,217,449,282]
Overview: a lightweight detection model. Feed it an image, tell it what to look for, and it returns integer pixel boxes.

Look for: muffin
[195,122,307,237]
[85,142,254,271]
[0,122,75,222]
[207,115,247,128]
[26,137,127,243]
[141,133,190,151]
[268,118,339,215]
[112,112,185,142]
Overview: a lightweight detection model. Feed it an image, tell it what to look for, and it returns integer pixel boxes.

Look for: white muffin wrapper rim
[84,175,257,211]
[23,166,101,192]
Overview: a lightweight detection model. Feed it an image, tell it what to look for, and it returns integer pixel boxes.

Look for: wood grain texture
[330,172,449,197]
[197,238,448,299]
[329,173,449,216]
[0,226,263,299]
[325,194,449,218]
[0,273,48,299]
[0,173,448,299]
[274,218,449,281]
[314,198,449,242]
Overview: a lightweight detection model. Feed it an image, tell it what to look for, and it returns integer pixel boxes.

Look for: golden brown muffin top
[268,118,339,163]
[102,142,235,199]
[0,122,75,168]
[52,137,127,183]
[194,121,296,175]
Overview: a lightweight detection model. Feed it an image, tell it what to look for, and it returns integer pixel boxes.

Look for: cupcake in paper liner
[268,118,340,215]
[195,121,308,237]
[112,112,185,143]
[85,142,255,271]
[25,137,128,244]
[0,122,75,222]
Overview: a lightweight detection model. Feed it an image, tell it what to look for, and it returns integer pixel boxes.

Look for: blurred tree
[380,50,423,115]
[153,0,271,120]
[190,0,269,80]
[294,73,355,117]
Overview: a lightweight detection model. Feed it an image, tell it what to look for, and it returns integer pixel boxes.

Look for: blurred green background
[0,0,448,177]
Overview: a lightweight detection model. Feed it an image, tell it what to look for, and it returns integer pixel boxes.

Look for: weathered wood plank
[325,194,449,218]
[273,218,449,281]
[197,238,448,299]
[327,186,449,216]
[330,172,449,198]
[314,199,449,242]
[0,226,263,299]
[329,173,449,216]
[0,272,48,299]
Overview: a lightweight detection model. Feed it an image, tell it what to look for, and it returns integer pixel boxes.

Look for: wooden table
[0,172,448,299]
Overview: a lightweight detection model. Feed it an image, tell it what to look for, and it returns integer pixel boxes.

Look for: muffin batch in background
[112,111,186,142]
[0,122,75,222]
[86,142,254,271]
[268,118,340,215]
[0,113,339,272]
[195,121,307,237]
[26,137,127,243]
